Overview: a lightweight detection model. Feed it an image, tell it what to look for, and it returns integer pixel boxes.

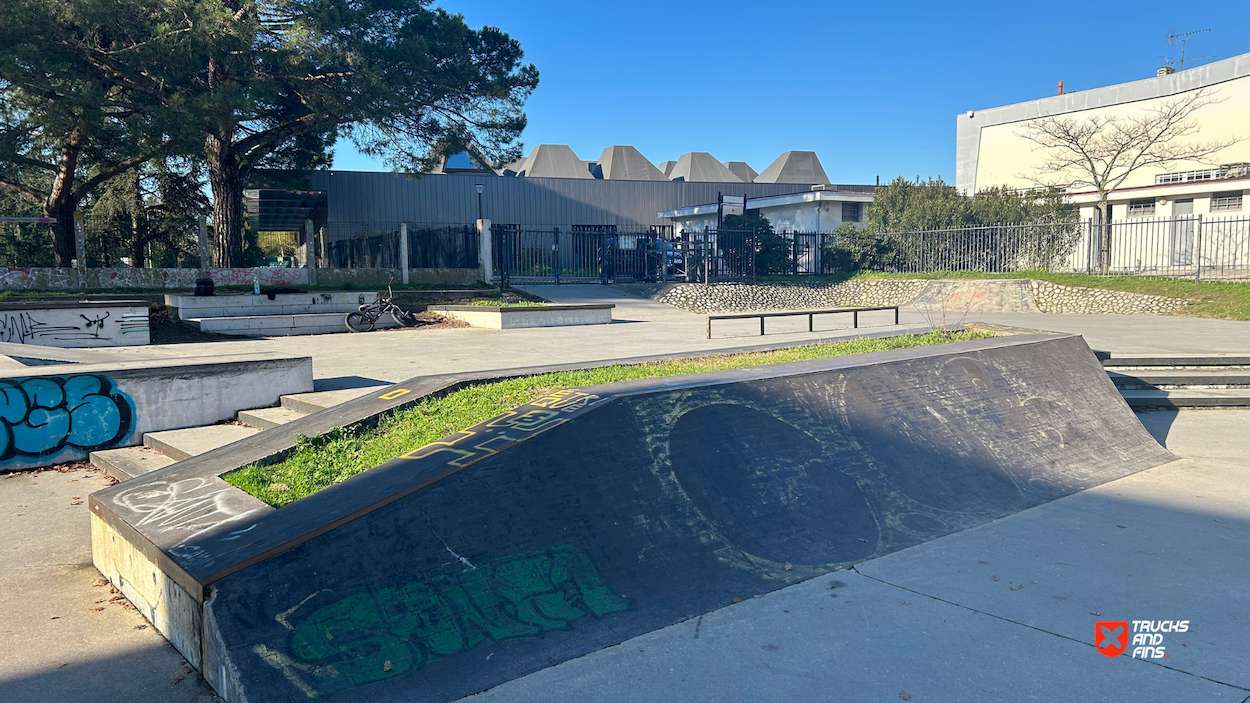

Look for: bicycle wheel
[390,309,417,327]
[345,311,375,332]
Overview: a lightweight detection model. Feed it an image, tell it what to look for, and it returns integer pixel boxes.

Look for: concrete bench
[706,305,899,339]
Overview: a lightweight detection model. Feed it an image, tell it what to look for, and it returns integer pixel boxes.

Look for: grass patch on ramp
[225,330,990,507]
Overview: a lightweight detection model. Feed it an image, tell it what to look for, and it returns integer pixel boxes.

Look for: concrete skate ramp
[909,279,1040,313]
[200,334,1171,702]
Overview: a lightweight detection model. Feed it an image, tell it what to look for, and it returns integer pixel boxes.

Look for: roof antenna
[1165,28,1214,71]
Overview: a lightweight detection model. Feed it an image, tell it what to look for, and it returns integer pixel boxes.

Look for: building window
[1127,198,1155,217]
[1211,191,1244,212]
[841,202,863,223]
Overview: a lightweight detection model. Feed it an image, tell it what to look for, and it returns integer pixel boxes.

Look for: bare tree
[1017,88,1240,272]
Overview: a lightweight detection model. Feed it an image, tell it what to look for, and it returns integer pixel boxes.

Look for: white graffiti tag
[114,478,243,536]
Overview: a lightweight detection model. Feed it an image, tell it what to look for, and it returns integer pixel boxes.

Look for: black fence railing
[492,227,678,286]
[321,222,479,269]
[4,214,1246,283]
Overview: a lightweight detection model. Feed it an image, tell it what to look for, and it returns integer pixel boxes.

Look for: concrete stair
[167,291,398,338]
[90,446,178,482]
[280,385,388,414]
[89,382,390,482]
[237,405,309,430]
[1103,355,1250,409]
[185,312,401,337]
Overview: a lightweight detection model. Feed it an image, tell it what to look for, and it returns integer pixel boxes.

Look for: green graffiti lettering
[274,545,627,697]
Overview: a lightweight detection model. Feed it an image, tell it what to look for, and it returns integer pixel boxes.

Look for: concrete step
[1103,355,1250,369]
[143,424,262,461]
[280,385,389,414]
[90,446,179,482]
[1120,389,1250,409]
[1109,369,1250,388]
[184,312,401,337]
[166,291,379,319]
[237,405,309,430]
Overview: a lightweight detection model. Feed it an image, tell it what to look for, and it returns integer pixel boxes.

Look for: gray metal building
[302,170,873,236]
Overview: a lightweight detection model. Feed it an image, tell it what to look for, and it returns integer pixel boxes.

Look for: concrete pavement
[40,285,1248,386]
[1,285,1247,702]
[457,409,1250,703]
[0,466,219,702]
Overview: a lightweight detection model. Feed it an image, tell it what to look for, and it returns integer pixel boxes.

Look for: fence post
[73,209,86,288]
[305,219,318,286]
[399,222,410,285]
[197,215,210,270]
[552,227,561,284]
[703,229,710,285]
[1194,215,1203,283]
[750,228,757,283]
[477,219,493,286]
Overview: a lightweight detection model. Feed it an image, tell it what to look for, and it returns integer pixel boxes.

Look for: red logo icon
[1096,621,1129,658]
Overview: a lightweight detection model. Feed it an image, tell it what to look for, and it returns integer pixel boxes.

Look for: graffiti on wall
[0,266,309,291]
[0,311,81,344]
[254,544,628,697]
[0,374,135,463]
[0,309,149,346]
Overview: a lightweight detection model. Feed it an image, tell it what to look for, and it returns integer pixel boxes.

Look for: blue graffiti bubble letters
[0,374,136,461]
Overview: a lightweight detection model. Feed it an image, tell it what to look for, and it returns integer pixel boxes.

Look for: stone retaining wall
[1030,280,1187,315]
[653,280,928,313]
[643,279,1190,316]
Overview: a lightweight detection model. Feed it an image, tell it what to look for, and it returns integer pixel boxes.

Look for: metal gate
[493,227,682,285]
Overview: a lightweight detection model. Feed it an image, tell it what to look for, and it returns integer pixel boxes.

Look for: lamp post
[475,183,484,221]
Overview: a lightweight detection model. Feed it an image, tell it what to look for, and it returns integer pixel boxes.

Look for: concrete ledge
[0,352,313,471]
[429,304,613,329]
[186,312,400,337]
[0,301,149,347]
[166,291,378,319]
[1121,389,1250,408]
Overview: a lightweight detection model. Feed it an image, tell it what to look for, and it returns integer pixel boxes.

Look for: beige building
[957,52,1249,217]
[956,53,1250,275]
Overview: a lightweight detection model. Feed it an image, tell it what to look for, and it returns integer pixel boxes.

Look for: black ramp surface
[204,335,1174,702]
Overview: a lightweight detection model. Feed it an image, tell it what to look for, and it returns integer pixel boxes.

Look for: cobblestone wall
[644,279,1189,316]
[654,280,928,314]
[1030,280,1188,315]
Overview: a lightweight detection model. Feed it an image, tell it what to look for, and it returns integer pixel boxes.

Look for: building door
[1171,199,1194,266]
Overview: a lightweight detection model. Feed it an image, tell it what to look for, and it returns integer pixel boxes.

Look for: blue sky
[332,1,1250,185]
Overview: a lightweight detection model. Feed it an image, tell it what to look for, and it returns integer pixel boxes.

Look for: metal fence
[321,222,479,269]
[0,214,204,269]
[668,216,1249,283]
[492,227,678,286]
[4,212,1248,284]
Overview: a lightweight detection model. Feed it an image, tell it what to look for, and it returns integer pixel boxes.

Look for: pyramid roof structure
[754,151,830,184]
[668,152,743,183]
[597,146,668,181]
[657,161,676,178]
[723,161,758,183]
[516,144,593,179]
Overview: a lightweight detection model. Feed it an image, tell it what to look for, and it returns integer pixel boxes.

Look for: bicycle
[344,281,417,332]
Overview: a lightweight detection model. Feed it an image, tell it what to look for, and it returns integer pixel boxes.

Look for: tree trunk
[1096,199,1110,274]
[206,130,245,268]
[130,168,147,268]
[45,136,84,267]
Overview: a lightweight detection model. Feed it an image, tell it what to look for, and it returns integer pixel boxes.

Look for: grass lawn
[756,271,1250,321]
[225,329,989,507]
